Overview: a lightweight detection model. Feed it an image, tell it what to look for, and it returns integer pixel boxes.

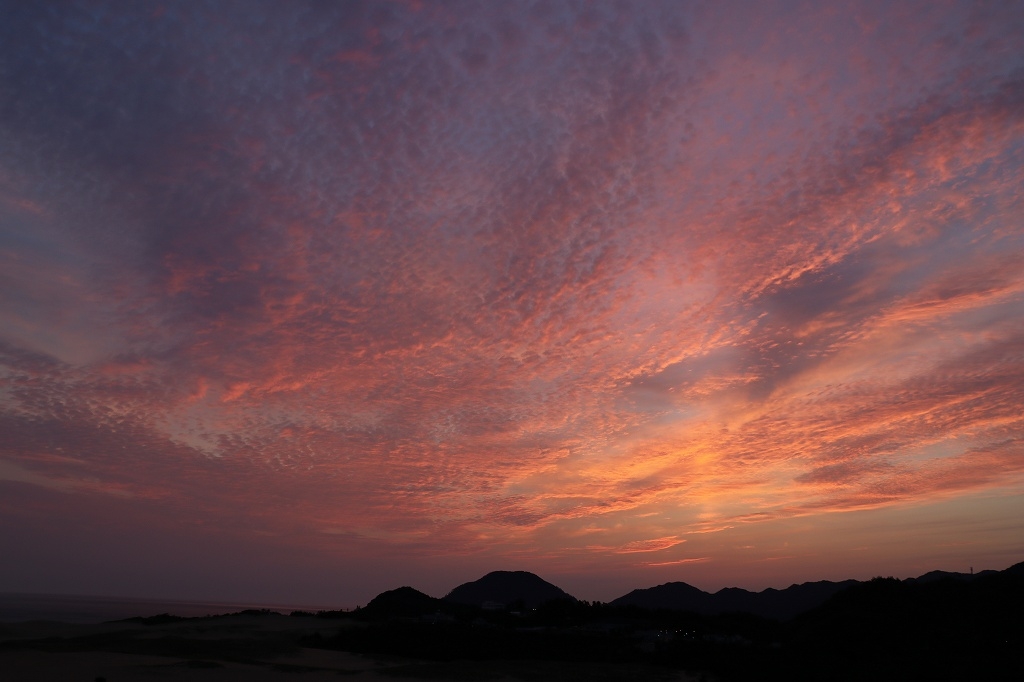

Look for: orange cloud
[2,0,1022,603]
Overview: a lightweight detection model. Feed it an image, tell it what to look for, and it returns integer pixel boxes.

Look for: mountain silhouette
[611,580,712,612]
[782,563,1024,680]
[611,578,860,620]
[906,568,998,583]
[307,561,1023,680]
[365,561,1024,622]
[444,570,576,609]
[362,586,443,618]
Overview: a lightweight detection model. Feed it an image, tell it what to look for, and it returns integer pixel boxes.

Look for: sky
[2,0,1024,607]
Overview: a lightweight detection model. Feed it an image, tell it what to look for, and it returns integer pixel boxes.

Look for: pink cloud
[1,0,1023,603]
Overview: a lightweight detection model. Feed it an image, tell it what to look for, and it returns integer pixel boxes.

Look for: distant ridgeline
[359,563,1023,621]
[307,562,1024,681]
[3,567,1019,682]
[609,577,862,621]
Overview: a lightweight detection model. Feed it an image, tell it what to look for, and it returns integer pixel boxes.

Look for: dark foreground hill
[444,570,576,609]
[781,563,1024,681]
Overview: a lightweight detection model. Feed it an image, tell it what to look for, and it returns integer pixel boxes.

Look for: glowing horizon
[2,1,1023,605]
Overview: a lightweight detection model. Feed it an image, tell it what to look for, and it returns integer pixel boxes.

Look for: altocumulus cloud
[1,1,1023,600]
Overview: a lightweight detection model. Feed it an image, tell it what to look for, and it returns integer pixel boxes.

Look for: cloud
[643,557,710,567]
[587,536,685,554]
[1,1,1023,599]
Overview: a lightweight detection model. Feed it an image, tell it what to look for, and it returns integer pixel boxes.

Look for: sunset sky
[2,1,1023,607]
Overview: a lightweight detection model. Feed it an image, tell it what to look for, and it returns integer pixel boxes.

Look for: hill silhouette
[611,578,858,620]
[907,568,998,583]
[359,562,1024,623]
[324,561,1024,681]
[444,570,576,609]
[780,562,1024,680]
[361,586,444,619]
[9,562,1018,682]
